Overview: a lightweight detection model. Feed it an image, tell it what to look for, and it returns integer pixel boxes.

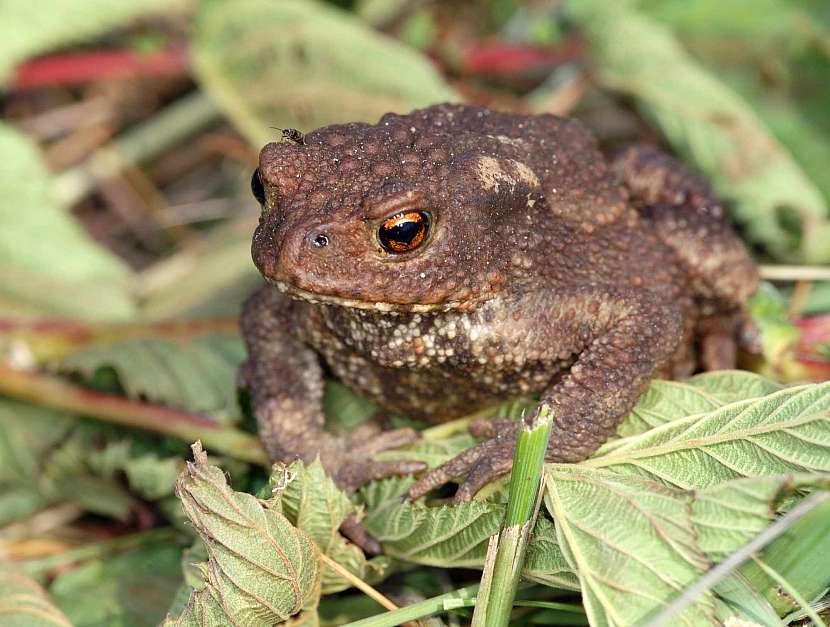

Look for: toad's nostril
[313,233,329,248]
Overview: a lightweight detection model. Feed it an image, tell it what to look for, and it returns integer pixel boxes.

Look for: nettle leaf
[586,381,830,489]
[269,459,382,594]
[613,370,783,440]
[358,476,574,586]
[362,487,502,567]
[545,466,715,626]
[522,517,579,591]
[192,0,459,147]
[169,443,320,626]
[0,559,73,627]
[692,473,830,561]
[58,334,246,425]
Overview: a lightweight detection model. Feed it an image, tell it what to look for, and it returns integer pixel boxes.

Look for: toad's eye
[251,168,266,206]
[378,211,431,254]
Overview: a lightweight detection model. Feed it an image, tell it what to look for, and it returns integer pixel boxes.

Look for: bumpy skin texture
[241,103,759,501]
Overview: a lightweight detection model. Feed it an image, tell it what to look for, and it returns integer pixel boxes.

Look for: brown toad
[241,103,758,502]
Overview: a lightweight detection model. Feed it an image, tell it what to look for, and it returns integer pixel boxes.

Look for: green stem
[342,584,480,627]
[23,528,180,577]
[472,404,553,627]
[0,365,267,465]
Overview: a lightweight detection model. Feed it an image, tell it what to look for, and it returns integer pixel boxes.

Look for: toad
[241,103,758,502]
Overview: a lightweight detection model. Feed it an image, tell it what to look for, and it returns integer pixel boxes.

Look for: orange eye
[378,211,431,254]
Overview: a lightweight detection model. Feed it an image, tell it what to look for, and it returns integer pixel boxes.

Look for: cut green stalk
[471,404,553,627]
[342,584,480,627]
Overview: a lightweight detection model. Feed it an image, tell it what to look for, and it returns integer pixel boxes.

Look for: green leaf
[568,1,830,263]
[586,381,830,489]
[362,487,503,568]
[49,541,183,627]
[168,443,321,626]
[191,0,459,147]
[544,466,715,626]
[58,333,246,425]
[0,0,182,84]
[0,559,73,627]
[270,459,381,593]
[614,370,783,439]
[0,124,135,319]
[521,517,579,592]
[691,473,829,562]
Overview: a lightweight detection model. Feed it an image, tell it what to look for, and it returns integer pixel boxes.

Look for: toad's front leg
[408,288,686,501]
[241,286,425,491]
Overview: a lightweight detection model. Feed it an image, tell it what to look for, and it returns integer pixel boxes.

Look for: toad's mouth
[269,279,465,314]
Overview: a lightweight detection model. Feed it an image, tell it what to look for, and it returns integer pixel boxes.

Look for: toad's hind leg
[612,145,760,367]
[611,145,759,309]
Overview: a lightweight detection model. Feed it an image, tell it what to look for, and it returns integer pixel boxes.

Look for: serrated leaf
[615,371,783,440]
[522,517,579,591]
[568,1,830,263]
[544,466,714,626]
[270,459,375,594]
[362,491,502,568]
[692,473,830,561]
[0,559,73,627]
[191,0,459,147]
[586,381,830,489]
[49,541,183,627]
[170,443,321,625]
[58,334,246,425]
[359,476,574,587]
[0,124,135,320]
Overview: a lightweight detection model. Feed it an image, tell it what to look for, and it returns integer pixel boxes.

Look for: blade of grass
[750,556,826,627]
[740,495,830,617]
[472,404,553,627]
[0,364,267,464]
[342,584,480,627]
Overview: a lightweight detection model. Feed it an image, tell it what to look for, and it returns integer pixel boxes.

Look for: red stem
[12,47,189,89]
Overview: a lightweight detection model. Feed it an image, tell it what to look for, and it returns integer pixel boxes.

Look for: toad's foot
[319,422,427,492]
[407,418,520,502]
